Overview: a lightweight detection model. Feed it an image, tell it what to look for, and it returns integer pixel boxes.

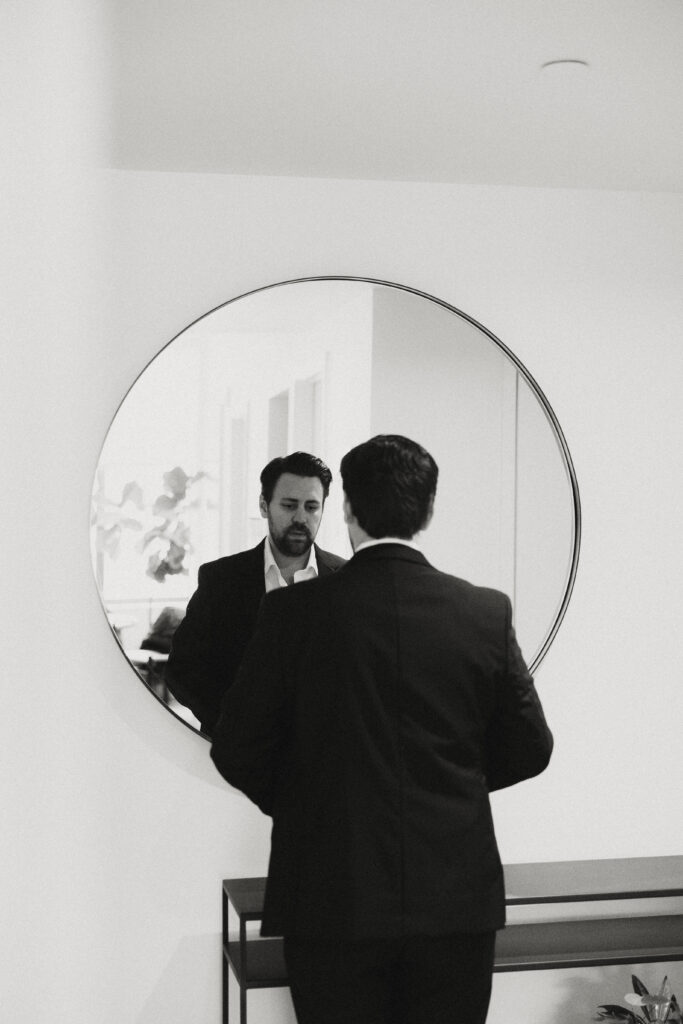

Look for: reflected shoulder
[315,545,347,571]
[198,541,265,581]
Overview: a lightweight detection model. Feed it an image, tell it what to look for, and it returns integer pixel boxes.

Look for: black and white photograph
[3,2,682,1022]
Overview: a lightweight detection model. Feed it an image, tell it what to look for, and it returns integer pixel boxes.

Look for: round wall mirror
[90,277,580,736]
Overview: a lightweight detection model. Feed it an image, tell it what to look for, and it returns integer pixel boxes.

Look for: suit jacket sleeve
[210,591,289,815]
[484,597,554,792]
[165,563,224,736]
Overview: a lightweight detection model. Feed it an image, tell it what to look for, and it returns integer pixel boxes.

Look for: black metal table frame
[222,856,683,1024]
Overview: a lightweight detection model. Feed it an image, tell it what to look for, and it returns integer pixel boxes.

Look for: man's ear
[342,494,355,525]
[259,494,268,519]
[422,494,435,531]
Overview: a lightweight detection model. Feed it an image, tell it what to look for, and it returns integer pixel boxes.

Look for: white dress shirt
[263,536,319,592]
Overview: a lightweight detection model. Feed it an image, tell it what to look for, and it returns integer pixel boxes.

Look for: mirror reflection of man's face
[260,473,325,557]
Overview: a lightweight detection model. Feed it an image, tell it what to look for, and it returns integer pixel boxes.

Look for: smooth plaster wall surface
[4,8,683,1022]
[5,166,682,1024]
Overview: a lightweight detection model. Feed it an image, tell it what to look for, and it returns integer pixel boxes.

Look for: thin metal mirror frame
[92,275,581,735]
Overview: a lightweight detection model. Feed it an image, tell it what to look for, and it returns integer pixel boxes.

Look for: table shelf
[494,913,683,971]
[223,938,288,989]
[222,857,683,1023]
[503,856,683,905]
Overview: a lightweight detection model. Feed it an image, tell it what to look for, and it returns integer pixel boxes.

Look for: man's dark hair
[340,434,438,539]
[260,452,333,504]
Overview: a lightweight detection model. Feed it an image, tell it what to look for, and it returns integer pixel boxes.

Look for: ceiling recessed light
[541,59,590,72]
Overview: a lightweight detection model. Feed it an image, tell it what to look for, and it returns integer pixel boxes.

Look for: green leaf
[626,991,671,1007]
[120,481,143,508]
[140,525,165,550]
[633,977,651,998]
[659,979,671,1001]
[152,494,178,517]
[120,517,143,531]
[170,522,191,546]
[596,1007,641,1024]
[163,466,190,498]
[632,978,653,1023]
[100,525,121,557]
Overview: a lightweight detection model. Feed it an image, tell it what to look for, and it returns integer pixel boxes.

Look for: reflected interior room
[5,3,683,1024]
[91,278,579,735]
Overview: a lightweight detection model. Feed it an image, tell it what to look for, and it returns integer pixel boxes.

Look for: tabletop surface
[503,856,683,903]
[224,855,683,915]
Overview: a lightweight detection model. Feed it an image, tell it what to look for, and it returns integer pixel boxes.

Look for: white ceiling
[109,0,683,192]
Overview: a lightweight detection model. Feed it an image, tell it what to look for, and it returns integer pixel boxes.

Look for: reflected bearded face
[260,473,325,557]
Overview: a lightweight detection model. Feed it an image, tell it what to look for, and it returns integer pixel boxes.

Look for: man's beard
[270,523,314,557]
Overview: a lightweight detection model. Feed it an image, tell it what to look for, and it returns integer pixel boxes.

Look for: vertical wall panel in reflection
[370,285,517,598]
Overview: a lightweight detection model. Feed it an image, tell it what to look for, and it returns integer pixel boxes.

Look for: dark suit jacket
[166,539,346,736]
[211,543,553,940]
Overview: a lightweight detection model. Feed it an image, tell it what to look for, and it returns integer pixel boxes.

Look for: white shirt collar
[354,536,421,554]
[264,535,319,591]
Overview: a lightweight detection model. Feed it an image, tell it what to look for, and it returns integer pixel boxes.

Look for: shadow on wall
[137,933,217,1023]
[137,931,298,1024]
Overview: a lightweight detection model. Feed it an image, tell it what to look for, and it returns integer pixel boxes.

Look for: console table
[222,856,683,1023]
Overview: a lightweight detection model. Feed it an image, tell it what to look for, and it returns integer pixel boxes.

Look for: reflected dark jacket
[211,543,553,940]
[166,539,346,736]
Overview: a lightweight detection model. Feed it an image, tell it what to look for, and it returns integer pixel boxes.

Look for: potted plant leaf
[140,466,208,583]
[596,975,682,1024]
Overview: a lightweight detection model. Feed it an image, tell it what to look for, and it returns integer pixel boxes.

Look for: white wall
[4,8,683,1022]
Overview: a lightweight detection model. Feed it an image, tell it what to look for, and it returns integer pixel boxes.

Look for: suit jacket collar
[231,539,267,578]
[349,542,430,568]
[238,538,340,580]
[316,544,343,575]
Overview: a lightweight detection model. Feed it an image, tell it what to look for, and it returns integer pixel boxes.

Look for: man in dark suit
[166,451,345,737]
[211,435,553,1024]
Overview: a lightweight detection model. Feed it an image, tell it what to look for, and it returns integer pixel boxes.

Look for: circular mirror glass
[90,277,580,736]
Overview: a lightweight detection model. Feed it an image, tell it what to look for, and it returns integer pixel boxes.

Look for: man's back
[212,542,553,940]
[211,432,553,1024]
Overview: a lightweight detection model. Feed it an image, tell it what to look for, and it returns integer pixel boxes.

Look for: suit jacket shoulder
[314,544,346,573]
[199,540,345,581]
[198,540,265,584]
[165,541,265,735]
[439,571,511,620]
